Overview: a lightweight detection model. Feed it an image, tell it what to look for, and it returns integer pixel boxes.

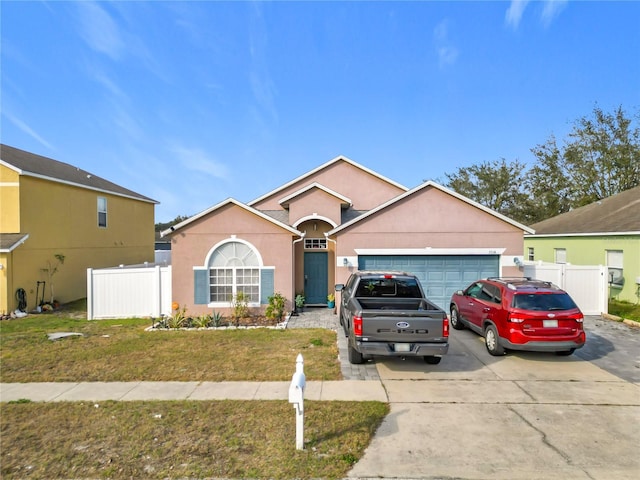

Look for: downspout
[292,231,306,313]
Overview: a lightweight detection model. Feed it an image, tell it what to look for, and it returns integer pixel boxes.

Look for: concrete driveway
[348,317,640,480]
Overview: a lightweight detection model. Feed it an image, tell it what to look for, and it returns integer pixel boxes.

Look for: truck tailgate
[361,311,447,342]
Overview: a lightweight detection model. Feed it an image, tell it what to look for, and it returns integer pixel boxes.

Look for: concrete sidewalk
[1,307,387,404]
[0,380,388,403]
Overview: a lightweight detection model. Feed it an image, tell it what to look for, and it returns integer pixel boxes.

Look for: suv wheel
[484,324,505,356]
[555,349,576,356]
[450,305,465,330]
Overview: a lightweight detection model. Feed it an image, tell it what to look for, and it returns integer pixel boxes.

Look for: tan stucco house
[163,156,532,314]
[0,144,157,314]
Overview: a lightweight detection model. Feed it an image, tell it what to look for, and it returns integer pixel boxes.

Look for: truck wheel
[423,356,441,365]
[484,325,505,356]
[450,306,465,330]
[348,340,364,364]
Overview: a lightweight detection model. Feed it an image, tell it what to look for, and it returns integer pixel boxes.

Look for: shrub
[265,293,287,322]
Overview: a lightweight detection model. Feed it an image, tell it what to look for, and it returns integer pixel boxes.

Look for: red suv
[449,277,585,356]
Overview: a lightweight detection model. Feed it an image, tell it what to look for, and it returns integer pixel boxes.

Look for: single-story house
[525,185,640,303]
[162,156,532,314]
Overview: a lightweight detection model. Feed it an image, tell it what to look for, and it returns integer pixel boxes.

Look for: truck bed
[356,297,442,311]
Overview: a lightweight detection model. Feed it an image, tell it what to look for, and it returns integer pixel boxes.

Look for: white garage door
[358,255,500,310]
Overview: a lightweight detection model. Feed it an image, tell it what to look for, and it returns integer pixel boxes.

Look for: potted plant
[295,293,305,313]
[327,293,335,309]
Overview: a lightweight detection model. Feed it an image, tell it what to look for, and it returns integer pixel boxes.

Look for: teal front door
[304,252,328,305]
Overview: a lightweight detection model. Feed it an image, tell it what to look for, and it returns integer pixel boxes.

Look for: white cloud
[505,0,530,29]
[171,146,229,180]
[75,2,125,60]
[433,20,459,68]
[541,0,569,28]
[506,0,567,29]
[4,113,54,150]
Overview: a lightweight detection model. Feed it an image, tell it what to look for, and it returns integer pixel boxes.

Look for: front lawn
[608,299,640,323]
[0,313,341,382]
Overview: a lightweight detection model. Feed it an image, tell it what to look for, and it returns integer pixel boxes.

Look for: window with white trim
[554,248,566,264]
[209,241,260,303]
[527,247,534,261]
[304,238,327,250]
[606,250,624,286]
[97,197,107,228]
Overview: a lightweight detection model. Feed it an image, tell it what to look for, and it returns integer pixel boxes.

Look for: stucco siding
[0,165,21,233]
[252,160,405,211]
[337,187,523,253]
[170,203,296,315]
[2,174,154,312]
[288,188,342,227]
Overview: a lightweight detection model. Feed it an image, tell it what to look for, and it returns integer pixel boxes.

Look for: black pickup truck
[336,271,449,364]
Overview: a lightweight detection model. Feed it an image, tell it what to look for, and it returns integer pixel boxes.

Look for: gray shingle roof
[0,234,29,252]
[529,185,640,234]
[1,144,157,203]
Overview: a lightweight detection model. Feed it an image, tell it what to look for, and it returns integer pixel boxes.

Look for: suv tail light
[443,316,449,337]
[507,313,526,323]
[353,315,363,336]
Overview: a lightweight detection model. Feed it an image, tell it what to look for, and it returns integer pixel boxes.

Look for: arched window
[208,241,261,303]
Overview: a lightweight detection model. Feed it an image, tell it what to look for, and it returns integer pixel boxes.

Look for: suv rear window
[512,293,578,311]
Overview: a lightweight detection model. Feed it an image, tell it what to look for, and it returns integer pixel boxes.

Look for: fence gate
[523,263,608,316]
[87,265,172,320]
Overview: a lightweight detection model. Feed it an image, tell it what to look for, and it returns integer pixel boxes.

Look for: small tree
[40,253,65,304]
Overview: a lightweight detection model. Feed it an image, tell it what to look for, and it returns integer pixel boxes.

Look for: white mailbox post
[288,353,306,450]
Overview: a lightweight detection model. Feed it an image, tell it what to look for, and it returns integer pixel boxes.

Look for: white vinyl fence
[87,265,172,320]
[522,262,608,316]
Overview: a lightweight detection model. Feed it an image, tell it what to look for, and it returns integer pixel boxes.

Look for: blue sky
[2,1,639,222]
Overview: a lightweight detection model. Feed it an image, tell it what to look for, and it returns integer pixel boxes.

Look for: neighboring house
[162,156,532,314]
[0,144,158,314]
[525,185,640,303]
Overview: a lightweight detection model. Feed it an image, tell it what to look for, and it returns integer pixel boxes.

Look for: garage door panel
[359,255,499,310]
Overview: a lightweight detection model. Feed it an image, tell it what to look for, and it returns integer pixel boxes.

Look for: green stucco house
[524,185,640,304]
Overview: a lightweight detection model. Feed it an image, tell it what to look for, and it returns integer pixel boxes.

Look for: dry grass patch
[1,316,341,382]
[1,400,388,479]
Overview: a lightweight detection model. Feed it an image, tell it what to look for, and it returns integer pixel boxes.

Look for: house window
[527,247,534,261]
[209,241,260,303]
[554,248,566,264]
[606,250,624,286]
[97,197,107,228]
[304,238,327,250]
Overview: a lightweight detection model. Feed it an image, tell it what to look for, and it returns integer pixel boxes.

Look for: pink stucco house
[162,156,532,314]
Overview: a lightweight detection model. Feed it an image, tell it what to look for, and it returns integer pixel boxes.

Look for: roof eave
[248,155,408,207]
[161,198,303,237]
[328,181,535,236]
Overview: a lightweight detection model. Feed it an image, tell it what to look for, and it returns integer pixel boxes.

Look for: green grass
[0,301,389,479]
[0,313,341,382]
[1,400,389,479]
[608,299,640,322]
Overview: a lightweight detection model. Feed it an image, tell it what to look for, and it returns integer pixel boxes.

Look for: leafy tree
[561,105,640,206]
[444,105,639,225]
[155,215,189,232]
[444,158,531,223]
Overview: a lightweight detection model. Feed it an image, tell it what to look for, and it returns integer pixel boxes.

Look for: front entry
[304,252,328,305]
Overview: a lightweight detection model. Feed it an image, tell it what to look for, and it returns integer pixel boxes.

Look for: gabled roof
[160,198,303,237]
[528,185,640,236]
[278,182,352,208]
[0,233,29,252]
[328,180,534,235]
[0,144,157,204]
[248,155,408,207]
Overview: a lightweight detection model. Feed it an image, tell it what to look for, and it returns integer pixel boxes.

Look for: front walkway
[286,306,380,381]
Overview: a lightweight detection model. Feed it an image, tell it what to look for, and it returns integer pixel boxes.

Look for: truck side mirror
[335,284,344,291]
